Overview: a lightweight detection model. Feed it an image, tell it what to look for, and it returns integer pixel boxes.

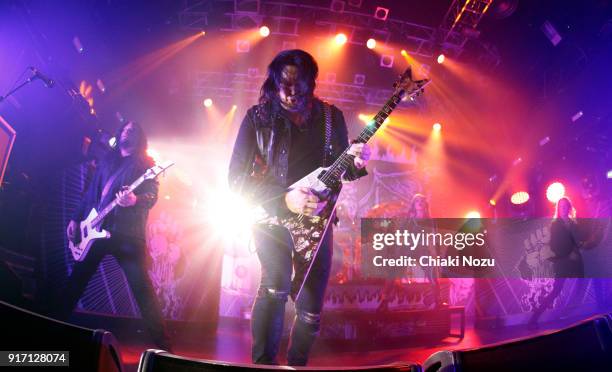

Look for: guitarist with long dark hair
[229,49,370,366]
[58,121,172,351]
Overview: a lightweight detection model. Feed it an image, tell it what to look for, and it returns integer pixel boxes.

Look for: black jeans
[251,225,332,366]
[52,237,171,351]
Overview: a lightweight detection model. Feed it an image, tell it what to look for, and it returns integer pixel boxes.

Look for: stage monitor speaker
[0,301,123,371]
[0,115,16,187]
[138,350,422,372]
[423,314,612,372]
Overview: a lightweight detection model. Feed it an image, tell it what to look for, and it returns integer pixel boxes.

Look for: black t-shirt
[287,118,324,186]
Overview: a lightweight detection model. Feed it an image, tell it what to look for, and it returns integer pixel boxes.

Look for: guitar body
[69,208,111,262]
[259,167,342,299]
[284,166,341,258]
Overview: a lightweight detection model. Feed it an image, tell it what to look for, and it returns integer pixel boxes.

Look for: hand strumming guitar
[67,220,78,242]
[285,187,327,216]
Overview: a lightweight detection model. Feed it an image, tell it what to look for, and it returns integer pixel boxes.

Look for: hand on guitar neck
[347,142,371,169]
[116,185,137,207]
[285,187,327,216]
[66,185,136,244]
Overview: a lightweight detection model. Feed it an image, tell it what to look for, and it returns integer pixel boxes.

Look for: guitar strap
[322,101,332,167]
[99,159,131,209]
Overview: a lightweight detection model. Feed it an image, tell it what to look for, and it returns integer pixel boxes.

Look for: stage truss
[180,0,498,109]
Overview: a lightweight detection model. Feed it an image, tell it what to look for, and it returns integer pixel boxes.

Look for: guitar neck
[91,175,146,226]
[322,91,403,183]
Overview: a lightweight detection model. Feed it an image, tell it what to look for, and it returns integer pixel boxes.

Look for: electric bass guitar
[69,161,174,262]
[256,67,430,301]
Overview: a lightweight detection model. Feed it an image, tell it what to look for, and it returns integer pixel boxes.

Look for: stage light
[511,191,530,205]
[546,182,565,203]
[247,67,259,78]
[204,189,256,240]
[72,36,84,53]
[335,33,348,45]
[380,54,394,68]
[146,148,162,163]
[400,49,408,57]
[232,104,237,110]
[539,136,550,146]
[203,98,213,107]
[383,117,390,125]
[542,20,562,46]
[259,26,270,37]
[96,79,106,93]
[366,38,376,49]
[108,137,117,148]
[433,123,442,132]
[607,170,612,179]
[374,6,389,21]
[353,74,366,85]
[489,199,496,206]
[236,40,250,53]
[437,54,445,64]
[326,72,337,83]
[465,211,481,219]
[571,110,583,122]
[200,30,206,36]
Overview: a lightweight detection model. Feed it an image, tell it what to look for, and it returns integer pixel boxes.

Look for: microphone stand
[0,76,38,103]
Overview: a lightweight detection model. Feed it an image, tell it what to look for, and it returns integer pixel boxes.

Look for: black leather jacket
[228,98,367,217]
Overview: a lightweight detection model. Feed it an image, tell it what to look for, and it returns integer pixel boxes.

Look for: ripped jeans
[251,224,332,366]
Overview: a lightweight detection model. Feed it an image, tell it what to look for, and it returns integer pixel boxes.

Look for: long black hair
[111,121,148,159]
[258,49,318,118]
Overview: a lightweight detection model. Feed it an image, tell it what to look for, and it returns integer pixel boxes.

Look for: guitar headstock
[144,160,175,180]
[393,66,430,101]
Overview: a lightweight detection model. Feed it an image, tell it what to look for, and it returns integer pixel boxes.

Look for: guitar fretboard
[91,175,146,227]
[320,91,404,185]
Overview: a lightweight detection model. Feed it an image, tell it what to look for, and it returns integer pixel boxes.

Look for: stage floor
[101,313,599,371]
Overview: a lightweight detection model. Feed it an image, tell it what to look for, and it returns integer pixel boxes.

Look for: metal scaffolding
[179,0,455,58]
[438,0,493,52]
[181,0,493,109]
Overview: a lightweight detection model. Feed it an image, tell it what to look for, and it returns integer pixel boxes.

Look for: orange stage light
[335,33,348,45]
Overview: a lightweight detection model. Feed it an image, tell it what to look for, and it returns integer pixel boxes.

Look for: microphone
[29,67,55,88]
